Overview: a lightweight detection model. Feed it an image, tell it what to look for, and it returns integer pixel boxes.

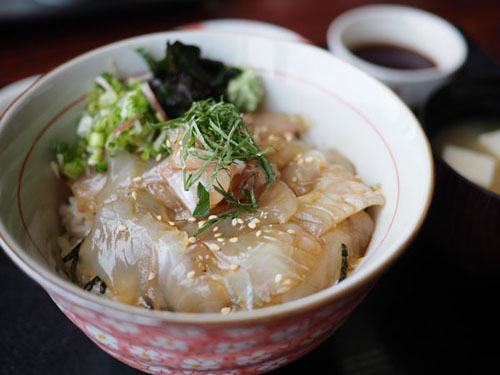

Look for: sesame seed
[166,139,172,148]
[214,233,222,238]
[236,218,244,224]
[292,176,298,183]
[208,215,218,220]
[155,154,162,162]
[131,191,137,200]
[132,176,142,183]
[297,158,304,165]
[282,278,292,286]
[148,272,156,281]
[231,218,238,227]
[217,238,225,243]
[256,230,262,237]
[212,226,219,232]
[187,271,195,279]
[229,264,239,271]
[188,237,196,243]
[275,274,283,283]
[229,237,238,243]
[287,229,296,234]
[268,134,279,141]
[188,217,196,223]
[305,156,314,163]
[284,132,294,143]
[248,222,257,229]
[198,221,206,228]
[220,307,231,315]
[156,215,162,221]
[247,246,252,250]
[168,221,175,226]
[208,243,221,251]
[117,224,127,232]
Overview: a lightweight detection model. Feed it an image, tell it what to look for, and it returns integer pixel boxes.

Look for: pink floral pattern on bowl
[52,283,370,374]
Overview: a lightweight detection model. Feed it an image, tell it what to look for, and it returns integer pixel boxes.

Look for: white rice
[58,196,93,253]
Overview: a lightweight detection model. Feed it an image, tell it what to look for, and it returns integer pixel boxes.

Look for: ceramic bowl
[177,18,310,43]
[327,4,467,109]
[0,31,433,374]
[420,77,500,281]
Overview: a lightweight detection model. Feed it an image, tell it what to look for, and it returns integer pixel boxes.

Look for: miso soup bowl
[420,77,500,282]
[0,31,433,374]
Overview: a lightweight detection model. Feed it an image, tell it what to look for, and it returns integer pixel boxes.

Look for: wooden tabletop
[1,0,499,88]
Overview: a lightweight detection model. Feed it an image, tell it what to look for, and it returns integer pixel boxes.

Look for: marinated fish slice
[142,127,246,214]
[248,112,314,169]
[258,138,313,169]
[290,164,384,237]
[190,181,298,240]
[324,148,357,175]
[97,153,150,203]
[281,150,327,196]
[156,242,231,312]
[245,112,311,139]
[77,194,231,312]
[67,171,107,213]
[77,196,182,307]
[206,223,328,310]
[320,210,375,282]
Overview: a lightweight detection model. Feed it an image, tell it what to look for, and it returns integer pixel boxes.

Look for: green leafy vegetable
[138,41,262,118]
[193,183,210,218]
[84,276,107,294]
[54,41,265,180]
[155,98,276,233]
[62,240,82,282]
[339,243,349,282]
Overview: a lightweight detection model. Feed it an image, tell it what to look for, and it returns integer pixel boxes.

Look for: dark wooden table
[1,0,500,88]
[1,1,500,375]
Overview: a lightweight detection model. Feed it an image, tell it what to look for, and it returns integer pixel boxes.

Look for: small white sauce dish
[327,4,468,109]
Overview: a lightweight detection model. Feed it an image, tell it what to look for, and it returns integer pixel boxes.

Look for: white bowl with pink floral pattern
[0,30,433,374]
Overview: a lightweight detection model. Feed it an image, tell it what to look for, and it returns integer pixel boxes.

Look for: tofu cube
[478,129,500,159]
[442,144,497,188]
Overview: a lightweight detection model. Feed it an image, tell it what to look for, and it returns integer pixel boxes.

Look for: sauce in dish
[350,43,436,70]
[54,41,385,313]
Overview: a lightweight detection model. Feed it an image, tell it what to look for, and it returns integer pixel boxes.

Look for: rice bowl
[0,31,433,374]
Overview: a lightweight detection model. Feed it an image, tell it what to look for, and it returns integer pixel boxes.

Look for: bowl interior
[0,31,433,321]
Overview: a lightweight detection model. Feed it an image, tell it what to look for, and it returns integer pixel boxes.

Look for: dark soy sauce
[351,43,436,70]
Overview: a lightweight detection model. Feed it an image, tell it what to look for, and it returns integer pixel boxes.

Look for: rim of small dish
[0,30,434,326]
